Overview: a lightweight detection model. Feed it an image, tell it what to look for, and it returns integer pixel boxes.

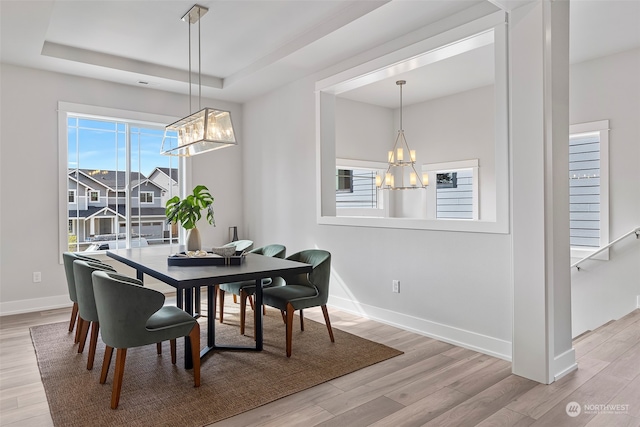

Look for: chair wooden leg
[74,317,84,344]
[240,290,247,335]
[170,339,177,364]
[157,342,162,355]
[69,302,78,332]
[111,348,127,409]
[248,295,255,311]
[280,310,286,324]
[87,322,100,370]
[233,294,238,304]
[77,319,90,353]
[321,305,335,343]
[218,288,225,323]
[188,324,201,387]
[285,303,295,357]
[300,309,304,331]
[100,346,113,384]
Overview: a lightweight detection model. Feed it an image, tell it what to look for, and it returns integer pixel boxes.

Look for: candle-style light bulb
[397,148,404,162]
[410,172,417,186]
[375,175,382,188]
[422,173,429,186]
[410,150,416,162]
[385,172,392,186]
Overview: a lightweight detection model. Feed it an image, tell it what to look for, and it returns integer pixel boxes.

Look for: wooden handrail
[572,226,640,270]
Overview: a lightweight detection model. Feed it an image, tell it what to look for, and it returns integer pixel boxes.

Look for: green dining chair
[193,239,255,315]
[73,259,117,370]
[92,270,201,409]
[262,249,334,357]
[218,244,286,336]
[62,252,104,341]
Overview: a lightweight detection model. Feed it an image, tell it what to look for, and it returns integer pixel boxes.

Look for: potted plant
[165,185,215,251]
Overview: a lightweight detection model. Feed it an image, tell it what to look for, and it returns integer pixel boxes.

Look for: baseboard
[328,295,512,361]
[553,348,577,381]
[0,282,175,317]
[0,295,72,316]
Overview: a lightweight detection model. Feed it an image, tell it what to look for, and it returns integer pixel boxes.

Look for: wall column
[510,0,575,383]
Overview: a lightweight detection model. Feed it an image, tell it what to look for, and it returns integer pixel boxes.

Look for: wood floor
[1,301,638,427]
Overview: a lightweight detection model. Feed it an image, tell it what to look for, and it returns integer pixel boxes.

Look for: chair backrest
[73,260,116,322]
[92,271,164,349]
[223,239,253,253]
[62,252,100,302]
[251,244,286,287]
[285,250,331,303]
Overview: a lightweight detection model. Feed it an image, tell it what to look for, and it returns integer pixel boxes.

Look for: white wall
[0,64,243,314]
[335,98,393,161]
[244,77,513,359]
[569,48,640,336]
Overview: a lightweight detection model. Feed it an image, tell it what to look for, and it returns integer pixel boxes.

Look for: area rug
[30,306,402,427]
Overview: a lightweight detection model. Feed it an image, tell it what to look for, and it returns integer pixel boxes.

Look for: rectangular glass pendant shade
[161,108,236,156]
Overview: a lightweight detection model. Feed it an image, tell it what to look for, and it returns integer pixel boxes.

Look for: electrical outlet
[392,279,400,293]
[33,272,42,283]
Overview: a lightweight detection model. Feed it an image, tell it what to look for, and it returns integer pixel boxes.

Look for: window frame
[423,159,479,221]
[140,191,154,204]
[68,189,76,204]
[335,158,388,217]
[58,102,183,262]
[89,190,99,203]
[569,119,609,260]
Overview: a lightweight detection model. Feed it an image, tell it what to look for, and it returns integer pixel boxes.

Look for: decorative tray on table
[167,249,245,266]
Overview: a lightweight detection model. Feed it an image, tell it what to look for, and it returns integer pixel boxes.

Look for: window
[59,103,180,253]
[424,159,479,220]
[335,159,387,216]
[569,120,609,258]
[140,192,154,203]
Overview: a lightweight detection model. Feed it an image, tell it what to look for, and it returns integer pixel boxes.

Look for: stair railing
[572,226,640,271]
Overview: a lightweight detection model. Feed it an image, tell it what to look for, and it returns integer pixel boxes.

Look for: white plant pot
[186,228,201,251]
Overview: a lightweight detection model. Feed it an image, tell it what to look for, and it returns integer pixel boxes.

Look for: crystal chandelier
[376,80,428,190]
[161,4,236,157]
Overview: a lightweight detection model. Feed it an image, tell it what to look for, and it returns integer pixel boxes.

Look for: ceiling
[1,0,639,108]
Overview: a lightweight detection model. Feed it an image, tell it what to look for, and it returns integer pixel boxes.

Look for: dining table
[107,245,312,368]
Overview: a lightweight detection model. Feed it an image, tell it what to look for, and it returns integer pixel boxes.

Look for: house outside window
[335,159,387,217]
[60,103,180,253]
[569,120,609,259]
[424,159,479,221]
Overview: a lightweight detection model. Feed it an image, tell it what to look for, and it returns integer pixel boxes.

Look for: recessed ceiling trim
[41,41,223,89]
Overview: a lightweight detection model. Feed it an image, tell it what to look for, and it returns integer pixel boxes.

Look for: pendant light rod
[398,80,405,131]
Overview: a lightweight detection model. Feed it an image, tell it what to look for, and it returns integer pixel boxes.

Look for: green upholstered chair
[92,271,200,409]
[73,259,117,370]
[62,252,104,341]
[262,249,334,357]
[193,239,255,315]
[218,244,286,335]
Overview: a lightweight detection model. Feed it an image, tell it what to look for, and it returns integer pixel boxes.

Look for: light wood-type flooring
[1,298,638,426]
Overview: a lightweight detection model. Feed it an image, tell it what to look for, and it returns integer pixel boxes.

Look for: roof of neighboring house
[69,205,167,219]
[150,167,179,183]
[69,169,148,191]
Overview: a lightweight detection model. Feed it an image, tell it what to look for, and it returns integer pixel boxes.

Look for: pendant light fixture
[376,80,428,190]
[161,4,237,157]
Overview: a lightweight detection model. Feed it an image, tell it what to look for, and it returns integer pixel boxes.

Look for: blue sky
[68,117,178,177]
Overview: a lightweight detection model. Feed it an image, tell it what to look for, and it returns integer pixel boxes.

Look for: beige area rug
[31,305,402,427]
